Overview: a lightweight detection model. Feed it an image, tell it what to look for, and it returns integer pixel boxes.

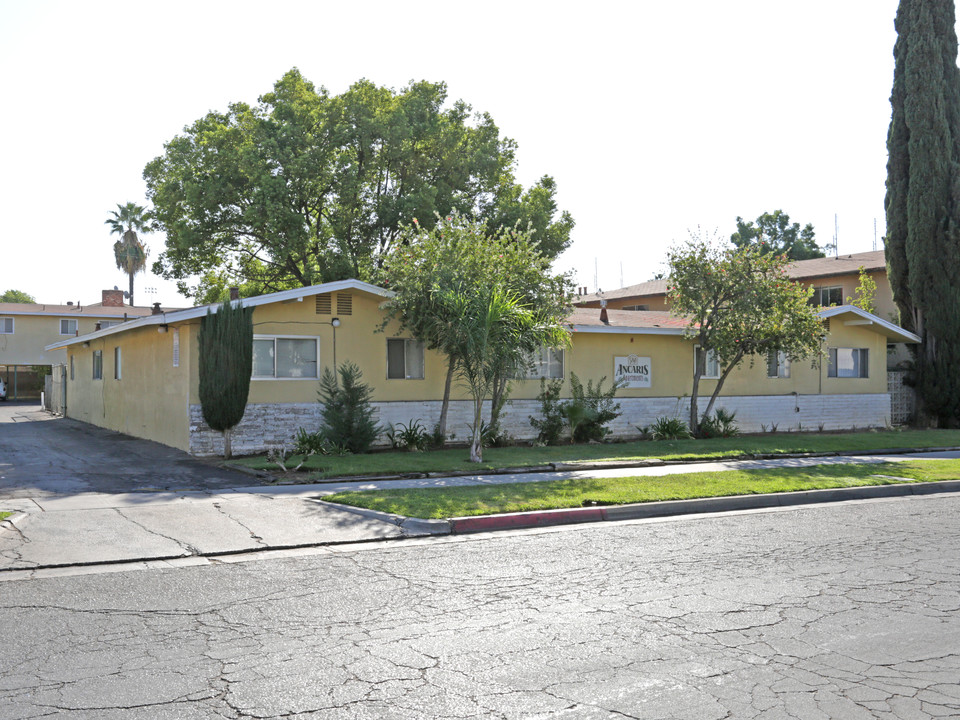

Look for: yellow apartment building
[46,279,918,457]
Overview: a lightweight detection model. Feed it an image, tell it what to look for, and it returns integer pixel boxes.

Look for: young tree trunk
[223,427,232,460]
[488,373,508,434]
[701,351,743,422]
[437,358,455,445]
[689,361,702,434]
[469,397,484,462]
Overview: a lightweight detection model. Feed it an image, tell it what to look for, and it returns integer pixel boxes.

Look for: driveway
[0,404,259,500]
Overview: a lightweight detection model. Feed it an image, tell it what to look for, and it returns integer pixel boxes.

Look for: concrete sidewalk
[3,450,959,573]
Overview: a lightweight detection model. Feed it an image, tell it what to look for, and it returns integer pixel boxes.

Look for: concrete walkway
[3,450,959,574]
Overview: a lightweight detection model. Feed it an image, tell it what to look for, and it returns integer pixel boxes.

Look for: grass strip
[323,459,960,519]
[228,429,960,480]
[0,512,11,522]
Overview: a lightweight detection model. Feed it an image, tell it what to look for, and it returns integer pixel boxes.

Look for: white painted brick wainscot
[188,393,892,457]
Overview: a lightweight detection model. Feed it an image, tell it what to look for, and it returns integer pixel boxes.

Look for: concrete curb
[309,499,452,537]
[0,512,27,532]
[446,479,960,534]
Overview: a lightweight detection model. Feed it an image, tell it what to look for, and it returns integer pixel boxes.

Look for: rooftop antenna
[594,257,598,293]
[873,219,877,251]
[833,214,839,257]
[620,261,624,289]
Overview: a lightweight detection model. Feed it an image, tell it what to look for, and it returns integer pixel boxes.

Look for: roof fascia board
[818,305,920,343]
[44,279,395,351]
[570,325,686,336]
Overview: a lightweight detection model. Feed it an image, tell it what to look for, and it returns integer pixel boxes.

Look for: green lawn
[322,459,960,519]
[228,429,960,480]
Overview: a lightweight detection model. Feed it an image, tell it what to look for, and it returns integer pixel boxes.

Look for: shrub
[294,428,327,455]
[317,362,381,454]
[567,373,625,442]
[529,378,566,445]
[650,416,691,440]
[387,419,430,451]
[697,408,740,439]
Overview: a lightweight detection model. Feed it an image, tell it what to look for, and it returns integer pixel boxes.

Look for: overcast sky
[0,0,903,306]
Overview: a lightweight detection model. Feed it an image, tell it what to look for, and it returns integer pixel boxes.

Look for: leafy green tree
[198,300,254,458]
[316,362,381,454]
[846,266,878,314]
[144,69,572,301]
[667,230,825,435]
[105,202,151,306]
[0,289,35,303]
[885,0,960,427]
[379,214,571,445]
[730,210,824,260]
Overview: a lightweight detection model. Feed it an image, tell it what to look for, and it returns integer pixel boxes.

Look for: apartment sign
[614,355,651,388]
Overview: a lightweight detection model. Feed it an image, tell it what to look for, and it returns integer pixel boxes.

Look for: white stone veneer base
[189,394,891,457]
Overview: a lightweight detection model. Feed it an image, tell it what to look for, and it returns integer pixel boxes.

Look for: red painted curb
[449,507,606,533]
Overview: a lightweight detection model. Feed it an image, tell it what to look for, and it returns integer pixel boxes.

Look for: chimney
[102,289,124,307]
[229,287,240,301]
[152,302,162,315]
[95,322,102,331]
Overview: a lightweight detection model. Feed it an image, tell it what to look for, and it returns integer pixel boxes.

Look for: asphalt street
[2,493,959,719]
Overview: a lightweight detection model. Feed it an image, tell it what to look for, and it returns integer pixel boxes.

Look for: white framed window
[695,346,720,379]
[92,350,103,380]
[521,346,564,379]
[621,304,650,311]
[387,338,425,379]
[767,350,790,378]
[100,320,122,329]
[60,318,78,335]
[252,336,319,379]
[828,347,868,378]
[114,347,122,380]
[0,317,12,334]
[813,286,843,307]
[172,328,180,368]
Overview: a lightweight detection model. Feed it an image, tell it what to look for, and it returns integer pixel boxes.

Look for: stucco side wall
[187,393,892,457]
[0,314,105,366]
[66,323,191,451]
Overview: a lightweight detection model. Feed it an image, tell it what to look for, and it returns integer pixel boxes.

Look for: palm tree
[105,202,151,306]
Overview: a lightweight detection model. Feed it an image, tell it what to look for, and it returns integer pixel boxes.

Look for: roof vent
[152,302,163,315]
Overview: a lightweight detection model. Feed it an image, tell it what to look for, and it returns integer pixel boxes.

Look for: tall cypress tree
[885,0,960,426]
[198,300,254,457]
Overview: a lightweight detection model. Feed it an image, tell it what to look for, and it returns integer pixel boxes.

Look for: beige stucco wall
[66,322,191,451]
[175,291,890,405]
[0,314,110,366]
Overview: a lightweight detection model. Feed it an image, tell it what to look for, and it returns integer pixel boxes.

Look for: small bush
[697,408,740,439]
[387,419,430,451]
[317,362,381,454]
[294,428,327,455]
[650,416,691,441]
[567,373,625,443]
[529,378,566,446]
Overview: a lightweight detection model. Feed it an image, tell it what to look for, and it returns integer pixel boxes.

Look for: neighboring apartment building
[576,250,907,368]
[0,289,157,399]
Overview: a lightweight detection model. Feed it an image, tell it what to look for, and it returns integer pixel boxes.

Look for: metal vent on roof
[337,293,353,315]
[315,294,332,315]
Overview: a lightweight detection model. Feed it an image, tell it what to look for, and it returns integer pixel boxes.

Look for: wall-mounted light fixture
[158,325,169,334]
[331,318,341,328]
[82,341,90,348]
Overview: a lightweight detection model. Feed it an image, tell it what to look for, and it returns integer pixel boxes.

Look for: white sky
[0,0,901,307]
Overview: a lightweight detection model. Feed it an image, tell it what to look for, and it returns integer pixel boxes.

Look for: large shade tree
[144,69,573,301]
[668,231,825,435]
[105,202,151,306]
[0,289,35,303]
[730,210,825,260]
[885,0,960,427]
